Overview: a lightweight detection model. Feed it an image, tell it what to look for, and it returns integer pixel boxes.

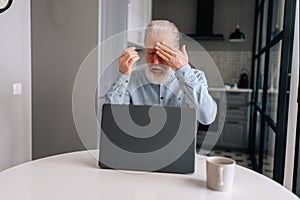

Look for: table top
[0,150,298,200]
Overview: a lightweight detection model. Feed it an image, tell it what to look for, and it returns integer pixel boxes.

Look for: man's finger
[128,55,140,65]
[124,46,136,52]
[126,54,140,64]
[128,54,140,61]
[123,51,139,62]
[155,46,172,59]
[156,42,176,55]
[156,50,169,62]
[120,47,137,57]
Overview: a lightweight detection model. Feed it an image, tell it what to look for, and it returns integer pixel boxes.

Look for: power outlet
[13,83,22,95]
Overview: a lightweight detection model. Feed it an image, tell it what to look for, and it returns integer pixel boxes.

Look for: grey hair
[144,20,180,48]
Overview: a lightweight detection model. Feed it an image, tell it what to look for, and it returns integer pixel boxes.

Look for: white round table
[0,151,298,200]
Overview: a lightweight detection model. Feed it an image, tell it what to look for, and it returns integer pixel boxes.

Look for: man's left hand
[155,41,188,71]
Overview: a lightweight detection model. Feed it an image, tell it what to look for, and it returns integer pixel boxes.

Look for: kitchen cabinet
[197,89,252,151]
[220,91,251,150]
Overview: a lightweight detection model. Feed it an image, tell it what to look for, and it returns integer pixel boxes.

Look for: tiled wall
[208,51,252,85]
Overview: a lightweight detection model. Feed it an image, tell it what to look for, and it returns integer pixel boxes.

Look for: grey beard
[145,65,172,84]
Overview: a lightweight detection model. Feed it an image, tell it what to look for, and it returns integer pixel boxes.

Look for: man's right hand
[119,47,140,75]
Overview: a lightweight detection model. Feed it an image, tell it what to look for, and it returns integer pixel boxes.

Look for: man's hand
[119,47,140,75]
[155,42,188,71]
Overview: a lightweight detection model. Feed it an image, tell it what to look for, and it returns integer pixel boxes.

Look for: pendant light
[229,0,246,42]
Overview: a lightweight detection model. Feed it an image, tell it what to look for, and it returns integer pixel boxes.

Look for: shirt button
[125,80,128,83]
[160,97,163,100]
[119,94,122,97]
[178,97,181,100]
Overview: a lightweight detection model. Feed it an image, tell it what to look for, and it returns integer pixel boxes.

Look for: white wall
[127,0,152,47]
[98,0,128,122]
[0,0,31,170]
[284,0,299,190]
[31,0,98,159]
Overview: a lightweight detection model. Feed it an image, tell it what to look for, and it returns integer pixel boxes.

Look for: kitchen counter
[209,87,253,93]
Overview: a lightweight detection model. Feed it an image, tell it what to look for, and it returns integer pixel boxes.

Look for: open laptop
[99,104,197,174]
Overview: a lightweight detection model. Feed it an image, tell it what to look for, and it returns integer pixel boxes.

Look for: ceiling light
[229,24,246,42]
[229,0,246,42]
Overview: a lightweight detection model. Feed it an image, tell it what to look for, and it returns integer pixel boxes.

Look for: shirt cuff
[117,71,130,84]
[175,64,191,75]
[175,64,197,82]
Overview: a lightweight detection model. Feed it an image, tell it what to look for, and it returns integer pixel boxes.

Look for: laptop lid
[99,104,196,174]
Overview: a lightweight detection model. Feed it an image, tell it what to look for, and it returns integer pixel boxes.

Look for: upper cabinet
[152,0,224,40]
[127,0,255,51]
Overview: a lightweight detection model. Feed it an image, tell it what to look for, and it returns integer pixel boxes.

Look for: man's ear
[180,45,187,55]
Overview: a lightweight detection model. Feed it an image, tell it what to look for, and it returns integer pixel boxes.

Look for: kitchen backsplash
[207,51,252,86]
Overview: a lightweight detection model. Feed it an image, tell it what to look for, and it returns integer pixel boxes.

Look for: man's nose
[153,54,160,64]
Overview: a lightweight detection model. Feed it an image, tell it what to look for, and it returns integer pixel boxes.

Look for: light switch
[13,83,22,95]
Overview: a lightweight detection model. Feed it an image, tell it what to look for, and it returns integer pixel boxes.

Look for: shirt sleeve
[105,71,131,104]
[174,65,217,125]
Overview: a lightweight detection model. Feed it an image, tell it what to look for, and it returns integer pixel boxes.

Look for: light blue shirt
[105,65,217,125]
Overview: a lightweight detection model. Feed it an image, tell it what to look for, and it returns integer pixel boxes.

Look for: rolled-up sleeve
[105,72,131,104]
[175,65,217,125]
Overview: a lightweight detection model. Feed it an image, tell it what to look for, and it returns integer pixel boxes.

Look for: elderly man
[105,20,217,125]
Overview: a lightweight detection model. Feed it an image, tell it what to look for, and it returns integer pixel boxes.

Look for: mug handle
[217,167,224,186]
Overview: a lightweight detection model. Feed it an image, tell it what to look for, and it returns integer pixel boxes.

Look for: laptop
[99,104,197,174]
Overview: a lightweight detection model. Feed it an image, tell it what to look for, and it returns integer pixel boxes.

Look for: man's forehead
[144,32,176,48]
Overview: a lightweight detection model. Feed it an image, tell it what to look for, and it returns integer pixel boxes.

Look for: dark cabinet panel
[197,90,251,151]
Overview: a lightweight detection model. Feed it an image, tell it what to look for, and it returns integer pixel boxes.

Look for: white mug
[232,83,238,89]
[206,156,235,192]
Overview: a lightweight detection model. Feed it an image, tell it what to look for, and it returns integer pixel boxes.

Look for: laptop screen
[99,104,196,174]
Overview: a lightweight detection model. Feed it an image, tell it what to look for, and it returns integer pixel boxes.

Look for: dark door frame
[249,0,297,184]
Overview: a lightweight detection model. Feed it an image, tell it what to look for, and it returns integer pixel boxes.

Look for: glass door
[250,0,296,183]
